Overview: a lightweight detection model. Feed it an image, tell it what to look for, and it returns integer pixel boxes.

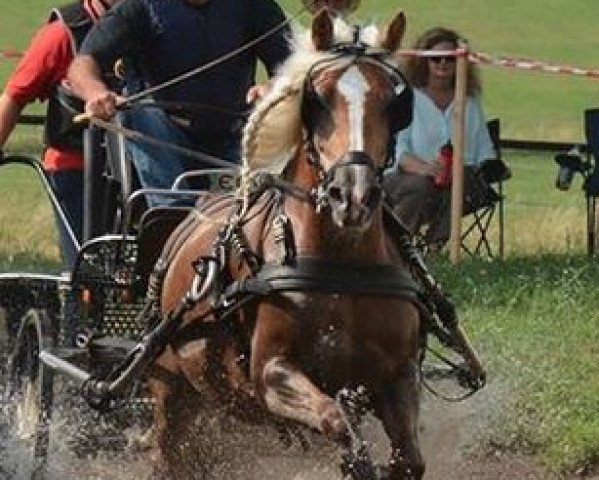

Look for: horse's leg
[251,304,348,443]
[257,355,349,442]
[147,375,181,479]
[377,359,425,480]
[147,348,209,480]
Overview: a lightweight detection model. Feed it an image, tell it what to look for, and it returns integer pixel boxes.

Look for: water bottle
[434,141,453,188]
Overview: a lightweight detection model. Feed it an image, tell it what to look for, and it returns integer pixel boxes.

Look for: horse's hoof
[457,365,486,390]
[387,459,425,480]
[321,403,349,443]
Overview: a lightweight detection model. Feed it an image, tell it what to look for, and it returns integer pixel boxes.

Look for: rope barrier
[0,49,23,59]
[4,40,599,80]
[469,51,599,79]
[395,47,599,80]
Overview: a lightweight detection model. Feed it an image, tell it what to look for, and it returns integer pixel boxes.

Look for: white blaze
[337,65,370,151]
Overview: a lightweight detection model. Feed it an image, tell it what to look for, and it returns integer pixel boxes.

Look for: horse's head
[299,10,413,230]
[242,11,412,231]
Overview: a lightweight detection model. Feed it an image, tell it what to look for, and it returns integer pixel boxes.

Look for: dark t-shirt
[81,0,291,135]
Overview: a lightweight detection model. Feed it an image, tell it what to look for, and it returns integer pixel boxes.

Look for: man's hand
[84,90,123,120]
[67,55,123,121]
[246,81,273,104]
[426,159,443,177]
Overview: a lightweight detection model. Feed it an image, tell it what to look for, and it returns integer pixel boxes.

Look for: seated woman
[384,26,497,248]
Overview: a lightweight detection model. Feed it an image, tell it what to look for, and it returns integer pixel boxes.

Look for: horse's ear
[312,9,334,52]
[380,11,406,53]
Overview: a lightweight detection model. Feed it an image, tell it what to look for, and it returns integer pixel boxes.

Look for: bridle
[299,43,413,208]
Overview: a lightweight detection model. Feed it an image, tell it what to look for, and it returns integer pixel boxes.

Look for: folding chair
[460,119,510,258]
[583,108,599,255]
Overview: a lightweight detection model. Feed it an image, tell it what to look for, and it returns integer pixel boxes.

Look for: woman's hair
[402,27,482,96]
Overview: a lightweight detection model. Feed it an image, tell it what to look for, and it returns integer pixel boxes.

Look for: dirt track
[4,380,592,480]
[1,304,594,480]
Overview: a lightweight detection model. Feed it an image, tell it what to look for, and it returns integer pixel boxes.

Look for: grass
[295,0,599,142]
[0,161,61,272]
[431,254,599,473]
[468,148,589,256]
[2,0,599,142]
[1,0,598,475]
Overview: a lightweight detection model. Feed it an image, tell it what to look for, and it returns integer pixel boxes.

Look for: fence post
[449,42,468,264]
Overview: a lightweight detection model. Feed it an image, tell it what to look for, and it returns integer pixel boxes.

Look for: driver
[67,0,292,206]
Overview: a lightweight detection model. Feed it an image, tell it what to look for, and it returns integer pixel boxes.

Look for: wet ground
[2,377,586,480]
[1,306,595,480]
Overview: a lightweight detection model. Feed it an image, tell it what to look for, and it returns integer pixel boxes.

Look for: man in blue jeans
[118,105,241,205]
[67,0,292,206]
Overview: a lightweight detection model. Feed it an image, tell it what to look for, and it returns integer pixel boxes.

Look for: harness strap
[222,257,422,300]
[168,258,424,350]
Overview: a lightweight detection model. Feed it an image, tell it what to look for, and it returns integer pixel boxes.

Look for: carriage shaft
[39,349,91,383]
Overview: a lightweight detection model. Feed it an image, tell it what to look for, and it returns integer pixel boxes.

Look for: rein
[87,116,240,170]
[420,348,482,402]
[135,99,252,118]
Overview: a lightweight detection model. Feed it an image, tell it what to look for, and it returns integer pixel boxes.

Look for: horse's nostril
[328,186,343,203]
[364,186,382,210]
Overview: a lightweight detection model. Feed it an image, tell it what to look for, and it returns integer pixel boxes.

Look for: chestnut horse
[147,10,425,480]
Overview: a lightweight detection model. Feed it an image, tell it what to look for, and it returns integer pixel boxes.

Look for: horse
[146,9,426,479]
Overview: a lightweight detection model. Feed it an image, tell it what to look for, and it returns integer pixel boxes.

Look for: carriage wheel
[1,305,22,370]
[5,308,55,479]
[0,307,10,370]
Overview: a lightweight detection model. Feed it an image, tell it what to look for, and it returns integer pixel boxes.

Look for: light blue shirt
[391,88,496,172]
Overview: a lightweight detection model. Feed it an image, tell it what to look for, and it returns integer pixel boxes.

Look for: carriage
[0,131,237,477]
[0,10,485,480]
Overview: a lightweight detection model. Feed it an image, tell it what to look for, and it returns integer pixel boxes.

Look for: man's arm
[1,21,72,149]
[245,0,292,103]
[68,55,120,120]
[251,0,292,76]
[67,0,150,119]
[0,92,24,149]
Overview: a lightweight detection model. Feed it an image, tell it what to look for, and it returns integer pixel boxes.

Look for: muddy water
[0,306,583,480]
[0,385,489,480]
[0,382,343,480]
[0,342,495,480]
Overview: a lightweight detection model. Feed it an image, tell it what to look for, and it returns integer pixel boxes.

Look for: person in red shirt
[0,0,119,268]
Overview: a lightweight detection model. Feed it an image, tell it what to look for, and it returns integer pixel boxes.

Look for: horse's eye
[301,88,332,134]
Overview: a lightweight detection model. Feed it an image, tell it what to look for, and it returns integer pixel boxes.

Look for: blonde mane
[241,17,400,176]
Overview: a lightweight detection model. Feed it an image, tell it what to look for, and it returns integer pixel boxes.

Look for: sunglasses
[429,56,456,64]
